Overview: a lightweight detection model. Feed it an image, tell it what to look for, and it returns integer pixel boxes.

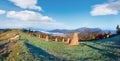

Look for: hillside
[0,30,120,61]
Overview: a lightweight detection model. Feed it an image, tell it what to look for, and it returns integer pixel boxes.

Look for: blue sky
[0,0,120,30]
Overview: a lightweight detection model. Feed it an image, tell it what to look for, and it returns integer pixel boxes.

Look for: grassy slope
[0,31,120,61]
[20,33,120,61]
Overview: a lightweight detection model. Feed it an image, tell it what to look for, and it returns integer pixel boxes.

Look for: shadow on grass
[25,43,70,61]
[105,38,120,49]
[0,50,11,61]
[0,42,9,49]
[82,43,119,60]
[104,45,120,49]
[92,35,120,50]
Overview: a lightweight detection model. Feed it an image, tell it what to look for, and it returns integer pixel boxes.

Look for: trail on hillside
[0,40,17,54]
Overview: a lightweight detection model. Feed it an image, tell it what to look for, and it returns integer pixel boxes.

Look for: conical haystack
[67,38,70,43]
[38,34,41,38]
[68,32,79,46]
[62,38,65,42]
[55,37,58,42]
[45,35,49,42]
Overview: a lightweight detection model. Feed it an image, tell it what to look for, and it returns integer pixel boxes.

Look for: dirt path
[0,42,17,54]
[0,36,20,54]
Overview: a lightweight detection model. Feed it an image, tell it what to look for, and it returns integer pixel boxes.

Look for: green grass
[5,40,36,61]
[20,33,120,61]
[0,31,120,61]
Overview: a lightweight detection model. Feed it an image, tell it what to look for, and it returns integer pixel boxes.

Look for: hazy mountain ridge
[49,27,102,33]
[48,27,116,39]
[49,27,116,34]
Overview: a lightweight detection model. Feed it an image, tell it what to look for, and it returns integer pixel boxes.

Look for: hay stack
[55,37,58,42]
[67,38,70,43]
[68,32,79,46]
[38,34,41,38]
[62,38,65,42]
[45,35,49,42]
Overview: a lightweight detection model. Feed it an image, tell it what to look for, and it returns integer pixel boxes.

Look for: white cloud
[9,0,42,11]
[0,10,6,15]
[3,10,67,29]
[7,10,53,22]
[0,20,67,29]
[90,0,120,16]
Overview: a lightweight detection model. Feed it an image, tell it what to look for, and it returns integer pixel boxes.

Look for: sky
[0,0,120,30]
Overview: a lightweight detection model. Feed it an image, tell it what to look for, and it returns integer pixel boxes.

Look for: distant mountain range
[48,27,116,38]
[49,29,72,33]
[49,27,116,34]
[48,27,117,40]
[49,27,101,33]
